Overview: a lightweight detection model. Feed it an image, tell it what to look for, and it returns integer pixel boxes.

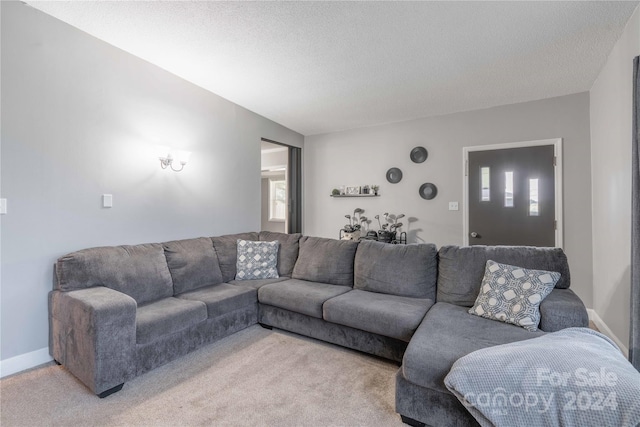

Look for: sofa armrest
[538,288,588,332]
[49,287,137,395]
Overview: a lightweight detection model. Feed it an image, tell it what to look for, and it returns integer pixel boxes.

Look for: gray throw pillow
[469,260,560,331]
[235,239,279,280]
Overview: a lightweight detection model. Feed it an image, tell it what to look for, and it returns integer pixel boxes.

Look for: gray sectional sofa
[396,245,588,426]
[49,231,588,426]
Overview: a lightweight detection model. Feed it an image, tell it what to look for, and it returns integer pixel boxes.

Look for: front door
[465,141,561,247]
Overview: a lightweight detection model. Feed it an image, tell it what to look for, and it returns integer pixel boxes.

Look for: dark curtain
[287,146,302,234]
[632,56,639,371]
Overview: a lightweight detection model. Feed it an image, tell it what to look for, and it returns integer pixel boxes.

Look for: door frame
[261,138,303,234]
[462,138,563,248]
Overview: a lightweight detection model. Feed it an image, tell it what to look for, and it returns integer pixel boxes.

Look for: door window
[481,167,490,201]
[504,171,514,208]
[529,178,539,216]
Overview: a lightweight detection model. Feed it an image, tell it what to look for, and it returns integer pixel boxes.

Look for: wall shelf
[330,194,380,198]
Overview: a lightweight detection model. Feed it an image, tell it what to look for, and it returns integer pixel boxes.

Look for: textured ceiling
[26,1,639,136]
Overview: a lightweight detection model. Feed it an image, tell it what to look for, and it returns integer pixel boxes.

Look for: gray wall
[304,93,593,307]
[590,5,639,350]
[0,1,303,361]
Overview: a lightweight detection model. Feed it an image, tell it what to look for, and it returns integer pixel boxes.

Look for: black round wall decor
[410,146,429,163]
[419,183,438,200]
[386,167,403,183]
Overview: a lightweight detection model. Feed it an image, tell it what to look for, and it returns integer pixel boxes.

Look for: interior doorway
[260,139,302,234]
[463,138,563,247]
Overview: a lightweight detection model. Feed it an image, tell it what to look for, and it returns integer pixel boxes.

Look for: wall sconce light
[157,147,191,172]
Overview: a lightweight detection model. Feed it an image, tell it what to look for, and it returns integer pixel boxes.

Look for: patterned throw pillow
[468,260,560,331]
[235,240,279,280]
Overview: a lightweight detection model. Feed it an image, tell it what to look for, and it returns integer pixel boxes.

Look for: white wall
[0,1,303,364]
[261,148,288,170]
[590,5,640,350]
[305,93,593,306]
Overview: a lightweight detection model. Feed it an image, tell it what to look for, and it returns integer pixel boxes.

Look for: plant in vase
[342,209,365,240]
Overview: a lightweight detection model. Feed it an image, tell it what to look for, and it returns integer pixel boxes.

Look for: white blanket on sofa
[444,327,640,427]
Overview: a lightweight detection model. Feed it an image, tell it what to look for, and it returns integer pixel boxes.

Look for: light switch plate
[448,201,459,211]
[102,194,113,208]
[0,198,6,214]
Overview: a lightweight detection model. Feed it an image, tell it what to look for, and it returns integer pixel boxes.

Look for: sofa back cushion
[55,243,173,305]
[211,232,259,282]
[259,231,301,277]
[163,237,224,294]
[354,240,438,299]
[437,245,571,307]
[292,236,358,286]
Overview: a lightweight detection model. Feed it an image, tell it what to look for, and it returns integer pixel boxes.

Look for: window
[529,178,539,216]
[480,167,490,201]
[269,179,286,222]
[504,171,514,207]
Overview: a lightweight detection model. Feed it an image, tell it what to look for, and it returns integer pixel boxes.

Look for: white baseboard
[0,347,53,378]
[587,309,629,357]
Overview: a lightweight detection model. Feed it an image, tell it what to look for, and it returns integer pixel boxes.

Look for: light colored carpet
[1,326,404,426]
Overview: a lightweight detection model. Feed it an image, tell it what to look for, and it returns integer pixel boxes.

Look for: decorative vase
[341,230,361,241]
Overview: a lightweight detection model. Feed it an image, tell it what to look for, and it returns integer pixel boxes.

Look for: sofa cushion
[162,237,224,295]
[468,260,559,331]
[437,245,571,307]
[227,277,289,290]
[136,297,207,344]
[211,232,259,282]
[354,240,437,298]
[258,279,351,318]
[176,283,257,318]
[259,231,302,277]
[538,288,589,332]
[292,236,359,286]
[55,243,173,305]
[323,290,434,342]
[402,302,544,394]
[235,240,279,280]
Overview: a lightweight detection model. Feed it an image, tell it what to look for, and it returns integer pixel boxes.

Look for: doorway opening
[463,138,563,247]
[260,139,302,234]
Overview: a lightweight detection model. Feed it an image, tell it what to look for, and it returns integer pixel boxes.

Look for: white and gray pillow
[235,239,279,280]
[469,260,560,331]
